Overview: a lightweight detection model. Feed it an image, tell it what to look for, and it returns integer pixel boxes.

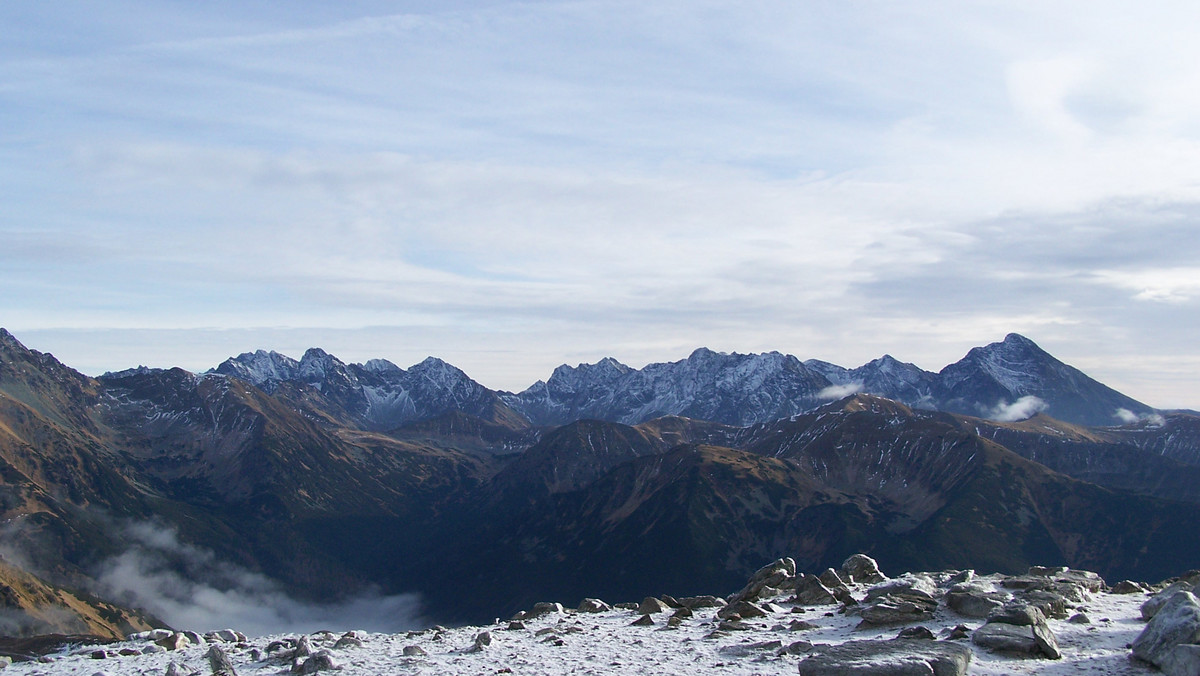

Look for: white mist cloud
[1114,407,1166,427]
[989,395,1048,422]
[818,382,863,400]
[93,521,425,637]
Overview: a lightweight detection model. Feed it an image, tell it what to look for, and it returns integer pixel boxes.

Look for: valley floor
[4,574,1157,676]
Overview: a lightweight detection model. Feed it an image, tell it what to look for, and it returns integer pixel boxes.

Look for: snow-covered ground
[4,573,1158,676]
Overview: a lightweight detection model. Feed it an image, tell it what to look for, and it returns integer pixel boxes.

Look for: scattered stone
[896,626,935,640]
[728,558,796,605]
[988,602,1047,627]
[295,635,314,659]
[943,625,971,641]
[293,651,339,674]
[637,596,672,615]
[90,650,108,660]
[164,663,198,676]
[1018,590,1070,619]
[717,620,753,632]
[333,634,363,649]
[469,631,492,652]
[1028,565,1068,577]
[789,619,819,631]
[864,574,938,603]
[1132,590,1200,676]
[797,638,971,676]
[666,616,683,628]
[973,603,1061,660]
[118,648,142,656]
[142,645,166,655]
[402,646,427,657]
[671,606,693,619]
[947,589,1007,618]
[840,554,887,585]
[535,628,556,637]
[778,640,815,656]
[155,633,191,652]
[857,594,937,627]
[717,600,768,620]
[1111,580,1147,594]
[791,574,838,606]
[577,598,611,613]
[660,594,681,608]
[207,645,238,676]
[719,639,783,656]
[630,615,654,626]
[676,595,725,609]
[613,602,639,611]
[971,622,1040,655]
[1069,613,1091,624]
[506,621,526,631]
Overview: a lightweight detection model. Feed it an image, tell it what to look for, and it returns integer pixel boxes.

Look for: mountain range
[0,328,1196,635]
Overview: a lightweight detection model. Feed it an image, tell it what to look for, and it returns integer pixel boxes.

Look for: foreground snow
[8,574,1156,675]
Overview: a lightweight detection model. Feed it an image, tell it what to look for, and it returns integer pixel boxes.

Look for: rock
[944,625,970,641]
[505,621,526,631]
[1031,622,1062,660]
[987,602,1047,627]
[630,615,654,626]
[717,620,753,632]
[468,631,491,653]
[207,629,244,643]
[857,594,937,627]
[401,646,427,657]
[972,622,1039,655]
[1111,580,1147,594]
[292,651,339,674]
[671,606,693,619]
[164,663,198,676]
[819,568,847,589]
[143,629,173,641]
[790,619,819,631]
[295,635,314,659]
[637,596,671,615]
[333,634,363,649]
[717,599,768,620]
[119,648,142,656]
[797,639,971,676]
[155,633,191,652]
[840,554,887,585]
[529,602,564,618]
[207,645,238,676]
[90,650,108,659]
[896,626,935,640]
[946,589,1007,618]
[779,640,815,655]
[792,574,839,606]
[1143,581,1197,621]
[865,575,938,603]
[1132,590,1200,676]
[676,595,724,609]
[577,598,611,613]
[1028,565,1068,577]
[143,645,166,655]
[729,558,796,604]
[666,616,683,628]
[1018,590,1069,619]
[1069,613,1091,624]
[718,639,783,656]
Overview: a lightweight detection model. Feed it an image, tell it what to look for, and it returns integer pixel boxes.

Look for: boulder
[971,622,1038,655]
[987,602,1047,627]
[155,633,190,652]
[1144,582,1197,621]
[717,599,768,620]
[946,590,1007,618]
[797,639,971,676]
[729,558,796,604]
[676,595,724,609]
[1018,590,1069,619]
[792,574,839,606]
[401,646,427,657]
[841,554,887,585]
[206,646,238,676]
[1132,590,1200,676]
[578,597,614,614]
[857,594,937,627]
[1111,580,1147,594]
[468,631,491,653]
[630,615,654,627]
[292,652,339,674]
[865,575,938,603]
[637,597,671,615]
[974,603,1060,659]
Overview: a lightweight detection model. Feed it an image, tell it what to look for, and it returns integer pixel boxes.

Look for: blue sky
[3,1,1200,409]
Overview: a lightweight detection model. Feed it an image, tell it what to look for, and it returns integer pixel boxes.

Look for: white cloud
[93,521,424,637]
[1114,407,1166,427]
[818,383,864,400]
[989,396,1048,422]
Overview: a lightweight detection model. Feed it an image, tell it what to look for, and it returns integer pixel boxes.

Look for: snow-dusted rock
[1144,581,1197,621]
[840,554,887,585]
[206,645,237,676]
[797,638,971,676]
[577,598,612,613]
[1132,590,1200,675]
[637,597,672,615]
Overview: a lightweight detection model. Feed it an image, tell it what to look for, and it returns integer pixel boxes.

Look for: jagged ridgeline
[0,327,1198,635]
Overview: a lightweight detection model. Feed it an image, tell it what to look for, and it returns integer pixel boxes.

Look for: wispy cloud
[989,396,1049,422]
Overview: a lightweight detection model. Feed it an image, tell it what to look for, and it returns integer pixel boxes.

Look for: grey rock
[671,606,693,619]
[1111,580,1147,594]
[333,635,363,649]
[792,574,839,606]
[789,619,819,631]
[292,651,339,674]
[1143,582,1197,621]
[630,615,654,626]
[779,640,815,656]
[797,639,971,676]
[676,595,724,609]
[1068,613,1091,624]
[896,626,935,640]
[1031,621,1062,659]
[468,631,491,652]
[819,568,847,589]
[505,621,526,631]
[155,633,190,652]
[401,646,427,657]
[972,622,1039,655]
[946,590,1007,618]
[637,596,671,615]
[864,575,938,603]
[987,602,1046,627]
[1132,590,1200,676]
[717,599,768,620]
[841,554,887,585]
[142,645,166,655]
[1018,590,1069,619]
[729,558,796,604]
[719,639,783,656]
[206,645,238,676]
[182,631,206,647]
[577,598,611,613]
[858,594,937,627]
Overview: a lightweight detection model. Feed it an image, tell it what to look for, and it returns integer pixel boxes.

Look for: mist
[92,521,426,637]
[988,396,1048,422]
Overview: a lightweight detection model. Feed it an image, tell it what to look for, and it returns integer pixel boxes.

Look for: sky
[2,1,1200,408]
